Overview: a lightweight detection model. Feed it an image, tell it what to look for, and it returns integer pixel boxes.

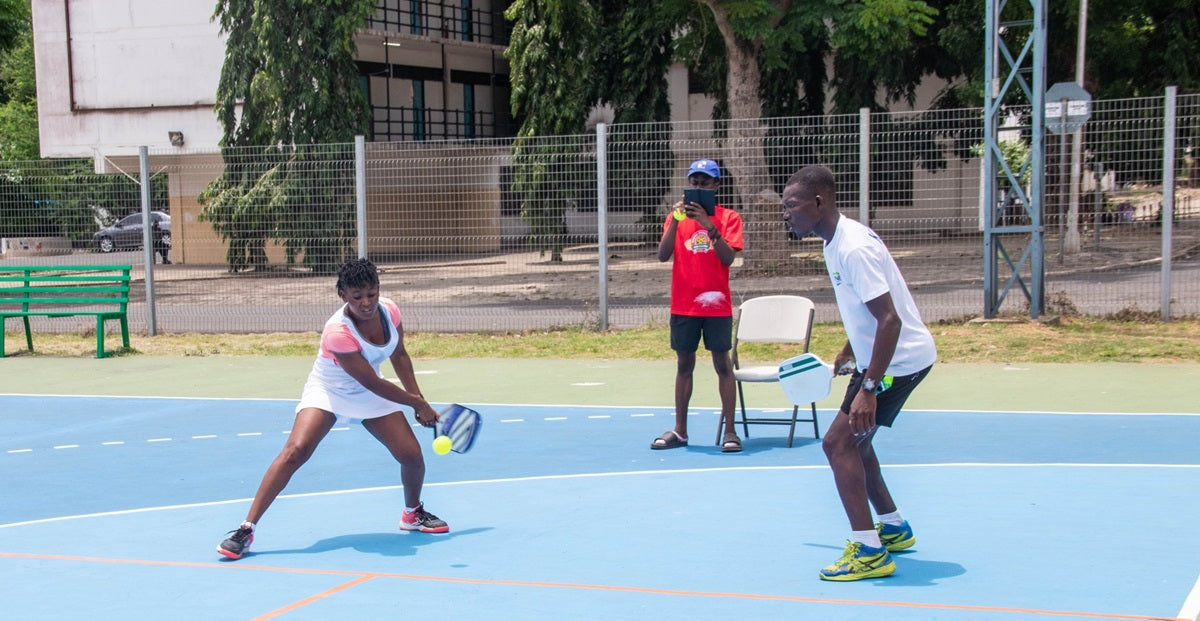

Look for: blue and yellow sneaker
[819,541,896,581]
[876,520,915,552]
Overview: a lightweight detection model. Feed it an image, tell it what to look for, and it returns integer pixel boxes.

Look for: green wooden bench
[0,265,132,358]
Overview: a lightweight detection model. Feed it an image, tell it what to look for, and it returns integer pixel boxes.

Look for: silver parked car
[93,211,171,253]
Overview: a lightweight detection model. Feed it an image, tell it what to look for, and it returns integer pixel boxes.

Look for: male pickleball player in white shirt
[782,165,937,581]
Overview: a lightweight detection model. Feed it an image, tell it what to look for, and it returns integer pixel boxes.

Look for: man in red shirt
[651,159,745,452]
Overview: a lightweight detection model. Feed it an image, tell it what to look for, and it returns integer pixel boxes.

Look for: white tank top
[306,299,401,395]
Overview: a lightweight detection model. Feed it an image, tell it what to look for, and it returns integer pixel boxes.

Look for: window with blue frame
[461,0,473,41]
[463,83,475,139]
[413,80,425,141]
[409,0,422,35]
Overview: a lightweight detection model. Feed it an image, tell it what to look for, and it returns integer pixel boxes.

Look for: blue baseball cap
[687,159,720,179]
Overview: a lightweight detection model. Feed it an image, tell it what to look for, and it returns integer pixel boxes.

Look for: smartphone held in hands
[683,188,717,216]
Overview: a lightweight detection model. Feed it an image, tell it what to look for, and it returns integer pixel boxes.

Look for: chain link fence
[2,92,1197,335]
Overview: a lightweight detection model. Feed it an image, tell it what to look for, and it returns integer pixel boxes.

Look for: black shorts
[839,365,933,427]
[669,314,733,353]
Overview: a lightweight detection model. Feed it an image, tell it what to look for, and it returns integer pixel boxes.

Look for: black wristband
[707,228,721,241]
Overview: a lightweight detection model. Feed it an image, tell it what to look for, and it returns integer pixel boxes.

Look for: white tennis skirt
[296,376,404,421]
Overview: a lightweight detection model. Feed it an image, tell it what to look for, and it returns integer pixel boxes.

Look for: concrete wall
[32,0,228,159]
[0,237,73,257]
[872,156,983,234]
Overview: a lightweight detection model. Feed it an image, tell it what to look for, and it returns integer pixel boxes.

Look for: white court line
[3,462,1198,530]
[146,438,171,443]
[102,441,124,445]
[4,394,1197,417]
[191,435,216,440]
[236,432,262,437]
[544,417,567,421]
[588,415,610,419]
[1180,574,1200,621]
[6,403,1200,456]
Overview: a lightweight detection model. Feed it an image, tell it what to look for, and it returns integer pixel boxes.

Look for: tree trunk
[703,1,793,272]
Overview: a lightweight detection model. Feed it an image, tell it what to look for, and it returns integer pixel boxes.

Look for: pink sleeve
[319,323,360,359]
[381,297,402,328]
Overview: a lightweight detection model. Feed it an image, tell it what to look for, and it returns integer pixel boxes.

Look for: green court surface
[0,356,1195,413]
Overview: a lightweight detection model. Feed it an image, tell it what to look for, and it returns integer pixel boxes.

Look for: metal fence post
[859,108,870,225]
[596,123,609,331]
[138,146,157,336]
[1161,86,1176,321]
[355,135,367,259]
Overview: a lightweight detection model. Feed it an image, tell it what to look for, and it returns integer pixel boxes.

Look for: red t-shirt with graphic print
[663,205,744,316]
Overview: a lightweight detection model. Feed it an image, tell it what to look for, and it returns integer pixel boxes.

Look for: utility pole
[1066,0,1089,253]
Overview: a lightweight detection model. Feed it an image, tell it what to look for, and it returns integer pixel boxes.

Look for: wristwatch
[860,377,878,393]
[707,227,721,241]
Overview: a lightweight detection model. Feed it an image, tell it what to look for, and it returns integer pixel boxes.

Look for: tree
[504,0,600,262]
[0,0,26,51]
[591,0,680,230]
[668,0,936,269]
[505,0,938,269]
[928,0,1200,110]
[0,0,36,160]
[200,0,372,273]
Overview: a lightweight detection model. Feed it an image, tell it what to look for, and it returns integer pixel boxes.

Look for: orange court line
[250,574,376,621]
[0,551,1185,621]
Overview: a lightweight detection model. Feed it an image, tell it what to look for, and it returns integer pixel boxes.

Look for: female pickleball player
[217,258,449,560]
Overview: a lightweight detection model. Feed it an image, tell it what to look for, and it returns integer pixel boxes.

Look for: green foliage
[0,0,28,54]
[671,2,729,118]
[591,0,679,215]
[971,138,1032,190]
[0,174,40,236]
[930,0,1200,111]
[0,98,37,161]
[0,4,36,161]
[505,0,600,260]
[202,0,372,274]
[1067,0,1199,98]
[829,0,938,112]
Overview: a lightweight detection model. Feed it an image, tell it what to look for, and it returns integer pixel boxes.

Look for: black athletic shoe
[217,524,254,560]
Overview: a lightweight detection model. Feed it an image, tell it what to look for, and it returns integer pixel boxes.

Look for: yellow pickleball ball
[673,208,686,221]
[432,435,452,455]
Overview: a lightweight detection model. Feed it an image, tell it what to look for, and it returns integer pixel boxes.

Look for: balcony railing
[371,105,517,142]
[367,2,510,46]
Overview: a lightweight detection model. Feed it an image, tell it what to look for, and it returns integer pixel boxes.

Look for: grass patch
[5,316,1199,363]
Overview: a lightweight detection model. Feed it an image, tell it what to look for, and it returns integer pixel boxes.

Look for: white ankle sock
[876,510,904,526]
[851,529,882,549]
[241,521,255,530]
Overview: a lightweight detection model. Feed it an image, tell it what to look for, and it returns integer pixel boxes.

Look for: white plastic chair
[717,295,820,447]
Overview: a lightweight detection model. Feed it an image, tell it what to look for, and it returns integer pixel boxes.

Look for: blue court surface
[2,394,1199,621]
